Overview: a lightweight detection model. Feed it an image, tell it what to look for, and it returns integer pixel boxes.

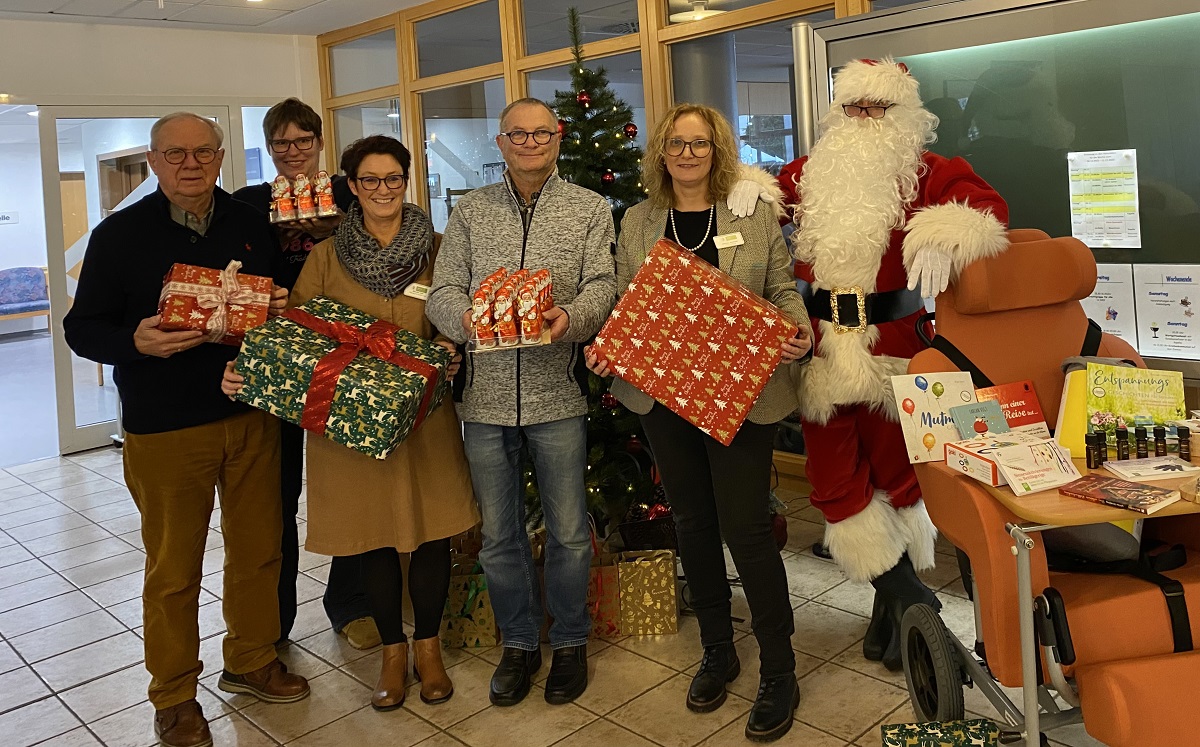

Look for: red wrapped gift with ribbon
[158,259,272,346]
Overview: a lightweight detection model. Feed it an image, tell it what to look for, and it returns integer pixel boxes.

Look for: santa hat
[832,57,922,109]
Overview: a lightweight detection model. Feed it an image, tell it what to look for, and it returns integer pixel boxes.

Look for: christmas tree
[552,7,645,229]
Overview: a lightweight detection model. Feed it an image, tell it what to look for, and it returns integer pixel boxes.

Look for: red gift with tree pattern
[157,260,272,346]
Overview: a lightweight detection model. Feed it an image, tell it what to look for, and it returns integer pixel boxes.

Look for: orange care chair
[902,233,1200,747]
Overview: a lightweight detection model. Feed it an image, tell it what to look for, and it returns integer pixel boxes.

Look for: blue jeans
[463,417,591,650]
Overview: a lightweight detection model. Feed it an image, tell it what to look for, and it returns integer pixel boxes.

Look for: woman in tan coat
[223,135,479,712]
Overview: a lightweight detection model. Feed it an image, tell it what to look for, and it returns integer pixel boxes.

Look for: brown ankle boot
[412,636,454,704]
[154,699,212,747]
[372,642,409,711]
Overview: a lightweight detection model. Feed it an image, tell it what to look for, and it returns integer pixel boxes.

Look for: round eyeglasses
[156,147,219,165]
[500,129,556,145]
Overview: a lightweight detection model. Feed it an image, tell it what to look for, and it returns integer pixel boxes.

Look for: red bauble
[623,122,638,139]
[557,118,567,136]
[626,435,643,453]
[600,392,619,408]
[577,91,591,106]
[601,171,615,186]
[646,503,672,520]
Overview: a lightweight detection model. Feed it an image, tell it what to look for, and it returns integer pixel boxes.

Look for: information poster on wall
[1133,264,1199,360]
[1067,149,1141,248]
[1080,263,1137,348]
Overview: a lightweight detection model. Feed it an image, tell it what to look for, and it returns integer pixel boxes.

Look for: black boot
[745,674,799,743]
[544,645,588,704]
[871,554,941,672]
[687,642,740,713]
[862,590,891,662]
[489,647,542,706]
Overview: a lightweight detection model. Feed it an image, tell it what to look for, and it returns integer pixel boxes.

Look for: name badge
[713,232,744,249]
[403,283,430,301]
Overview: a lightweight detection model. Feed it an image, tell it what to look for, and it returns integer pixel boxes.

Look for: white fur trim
[902,201,1008,279]
[824,491,908,583]
[796,323,909,424]
[735,163,786,222]
[832,57,922,109]
[897,500,938,572]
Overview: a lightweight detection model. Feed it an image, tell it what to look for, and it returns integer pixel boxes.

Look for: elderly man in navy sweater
[64,112,309,747]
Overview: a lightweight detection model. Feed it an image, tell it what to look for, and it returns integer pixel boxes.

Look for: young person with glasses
[224,134,479,712]
[231,99,378,653]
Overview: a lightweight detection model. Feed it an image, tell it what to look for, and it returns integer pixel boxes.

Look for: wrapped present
[158,260,272,346]
[593,239,798,446]
[590,553,622,639]
[441,557,498,648]
[234,296,450,459]
[880,719,1000,746]
[618,550,678,635]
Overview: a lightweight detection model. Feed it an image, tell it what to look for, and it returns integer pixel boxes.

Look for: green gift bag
[880,719,1000,746]
[440,557,498,648]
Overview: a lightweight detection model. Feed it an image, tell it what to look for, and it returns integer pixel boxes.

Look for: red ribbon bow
[282,307,440,439]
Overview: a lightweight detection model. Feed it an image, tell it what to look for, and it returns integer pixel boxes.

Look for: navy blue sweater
[63,188,280,435]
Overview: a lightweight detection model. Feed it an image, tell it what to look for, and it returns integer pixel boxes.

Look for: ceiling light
[669,0,726,23]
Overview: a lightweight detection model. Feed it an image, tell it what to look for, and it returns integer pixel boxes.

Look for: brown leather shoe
[412,636,454,704]
[372,642,408,711]
[154,699,212,747]
[218,659,310,703]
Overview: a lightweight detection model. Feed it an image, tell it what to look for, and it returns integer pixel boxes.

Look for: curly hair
[642,103,740,210]
[339,135,411,180]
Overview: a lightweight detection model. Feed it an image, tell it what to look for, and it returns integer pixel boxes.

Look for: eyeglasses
[842,104,894,119]
[665,138,712,157]
[268,136,317,154]
[500,129,556,145]
[156,147,219,165]
[354,174,407,190]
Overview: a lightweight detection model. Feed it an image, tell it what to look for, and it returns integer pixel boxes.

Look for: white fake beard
[791,107,936,292]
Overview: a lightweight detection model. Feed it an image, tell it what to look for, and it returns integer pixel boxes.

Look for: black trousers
[640,405,796,677]
[279,421,372,638]
[359,540,452,645]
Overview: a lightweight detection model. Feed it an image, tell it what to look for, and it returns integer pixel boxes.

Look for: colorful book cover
[995,439,1081,497]
[1102,456,1200,481]
[1085,363,1186,445]
[975,379,1051,437]
[892,372,977,463]
[949,400,1012,439]
[944,432,1052,487]
[1059,474,1181,514]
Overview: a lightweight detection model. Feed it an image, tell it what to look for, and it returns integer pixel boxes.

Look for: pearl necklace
[668,205,715,253]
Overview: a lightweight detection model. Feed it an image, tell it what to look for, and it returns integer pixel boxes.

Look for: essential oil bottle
[1085,433,1101,469]
[1153,425,1168,457]
[1116,425,1130,460]
[1179,426,1192,463]
[1135,426,1149,459]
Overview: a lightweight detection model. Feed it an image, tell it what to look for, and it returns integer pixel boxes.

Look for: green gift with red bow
[233,296,451,459]
[880,719,1000,746]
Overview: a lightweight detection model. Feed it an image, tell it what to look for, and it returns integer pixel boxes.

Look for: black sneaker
[686,642,740,713]
[489,647,542,707]
[544,644,588,705]
[745,674,799,743]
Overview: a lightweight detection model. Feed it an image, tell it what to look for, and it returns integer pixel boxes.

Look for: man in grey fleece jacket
[426,98,616,709]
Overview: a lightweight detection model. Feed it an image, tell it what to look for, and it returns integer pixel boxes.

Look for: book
[944,432,1053,487]
[974,379,1051,438]
[1059,474,1181,514]
[1102,456,1200,481]
[892,372,977,463]
[1055,368,1088,458]
[995,439,1081,496]
[949,400,1011,439]
[1085,363,1186,446]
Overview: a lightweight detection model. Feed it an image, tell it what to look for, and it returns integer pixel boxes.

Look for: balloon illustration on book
[931,381,945,402]
[902,398,916,424]
[922,432,937,457]
[915,375,931,406]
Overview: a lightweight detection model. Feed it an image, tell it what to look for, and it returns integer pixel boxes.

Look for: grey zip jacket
[426,170,617,426]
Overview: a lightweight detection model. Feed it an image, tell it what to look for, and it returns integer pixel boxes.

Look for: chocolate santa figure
[518,286,543,345]
[494,290,518,346]
[293,173,316,219]
[314,170,338,217]
[471,291,497,349]
[738,58,1010,670]
[270,174,296,223]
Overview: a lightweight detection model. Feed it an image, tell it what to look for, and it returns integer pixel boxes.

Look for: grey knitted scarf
[334,201,433,299]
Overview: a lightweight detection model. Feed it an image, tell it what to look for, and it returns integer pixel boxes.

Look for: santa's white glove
[907,246,954,298]
[727,178,769,218]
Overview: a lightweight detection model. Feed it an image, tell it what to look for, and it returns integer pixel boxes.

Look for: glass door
[37,105,234,454]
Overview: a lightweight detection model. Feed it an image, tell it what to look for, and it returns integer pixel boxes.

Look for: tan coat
[609,200,812,425]
[291,234,480,555]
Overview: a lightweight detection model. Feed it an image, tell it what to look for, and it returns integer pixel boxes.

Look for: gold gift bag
[440,558,498,648]
[590,553,622,639]
[618,550,678,635]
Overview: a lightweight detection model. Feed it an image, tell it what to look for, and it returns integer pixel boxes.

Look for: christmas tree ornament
[557,118,567,136]
[623,123,638,139]
[577,90,591,107]
[626,434,643,453]
[601,171,615,186]
[600,392,618,408]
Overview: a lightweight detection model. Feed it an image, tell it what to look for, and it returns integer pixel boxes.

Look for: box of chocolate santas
[592,239,797,446]
[157,260,273,346]
[467,267,553,353]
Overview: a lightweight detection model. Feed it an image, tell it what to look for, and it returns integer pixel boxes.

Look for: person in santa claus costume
[730,57,1010,670]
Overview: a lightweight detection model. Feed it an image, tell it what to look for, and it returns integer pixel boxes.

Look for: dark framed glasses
[354,174,407,190]
[665,138,712,157]
[156,147,219,165]
[842,104,894,119]
[268,136,317,154]
[500,129,556,145]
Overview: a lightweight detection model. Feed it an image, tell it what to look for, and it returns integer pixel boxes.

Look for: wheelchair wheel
[901,603,965,722]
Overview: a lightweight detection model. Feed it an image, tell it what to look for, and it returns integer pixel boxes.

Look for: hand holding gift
[135,315,205,358]
[780,325,812,363]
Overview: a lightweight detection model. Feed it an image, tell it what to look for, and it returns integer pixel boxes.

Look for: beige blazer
[608,199,811,425]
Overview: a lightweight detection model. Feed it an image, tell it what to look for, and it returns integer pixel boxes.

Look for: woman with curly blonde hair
[586,102,812,743]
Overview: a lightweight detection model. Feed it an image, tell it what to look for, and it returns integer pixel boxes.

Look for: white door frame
[37,104,235,455]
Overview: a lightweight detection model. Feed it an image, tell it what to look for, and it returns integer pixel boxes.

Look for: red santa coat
[773,151,1009,582]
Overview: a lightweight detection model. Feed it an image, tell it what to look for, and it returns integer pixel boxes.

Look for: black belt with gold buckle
[803,286,924,334]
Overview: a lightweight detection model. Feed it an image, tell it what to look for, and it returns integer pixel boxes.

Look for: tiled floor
[0,448,1107,746]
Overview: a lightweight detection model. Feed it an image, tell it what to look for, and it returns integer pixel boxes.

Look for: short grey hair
[150,112,225,150]
[498,98,556,132]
